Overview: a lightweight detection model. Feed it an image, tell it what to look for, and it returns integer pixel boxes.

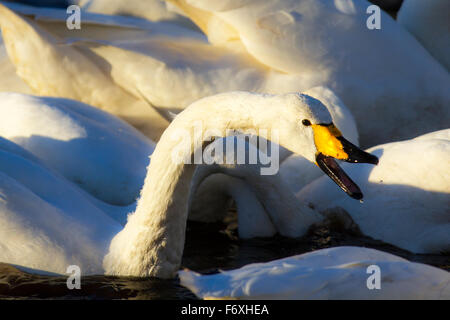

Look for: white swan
[165,0,450,146]
[0,92,154,206]
[296,130,450,254]
[0,1,359,178]
[0,112,283,237]
[191,130,450,253]
[0,90,351,234]
[1,1,448,146]
[0,86,356,203]
[0,3,170,141]
[0,146,126,274]
[398,0,450,71]
[179,246,450,300]
[0,97,317,239]
[0,91,378,278]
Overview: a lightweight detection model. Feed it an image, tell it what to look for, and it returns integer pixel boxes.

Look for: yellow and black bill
[312,124,379,200]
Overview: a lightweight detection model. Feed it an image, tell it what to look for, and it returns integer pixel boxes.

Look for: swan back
[0,92,154,205]
[0,169,114,275]
[179,246,450,299]
[0,3,170,140]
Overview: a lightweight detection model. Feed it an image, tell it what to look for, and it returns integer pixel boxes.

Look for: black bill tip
[316,153,364,200]
[337,137,379,165]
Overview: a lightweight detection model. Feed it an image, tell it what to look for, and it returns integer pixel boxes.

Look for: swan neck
[105,93,275,278]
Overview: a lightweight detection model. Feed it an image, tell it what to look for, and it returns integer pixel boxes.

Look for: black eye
[302,119,311,126]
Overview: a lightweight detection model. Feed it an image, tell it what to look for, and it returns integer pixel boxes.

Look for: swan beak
[313,124,379,200]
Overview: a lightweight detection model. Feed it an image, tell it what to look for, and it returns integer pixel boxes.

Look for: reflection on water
[0,214,449,299]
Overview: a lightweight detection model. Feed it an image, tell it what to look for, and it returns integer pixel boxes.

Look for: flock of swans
[0,0,448,299]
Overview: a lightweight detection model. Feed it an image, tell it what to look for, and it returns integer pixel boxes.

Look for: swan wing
[0,3,169,141]
[0,92,154,205]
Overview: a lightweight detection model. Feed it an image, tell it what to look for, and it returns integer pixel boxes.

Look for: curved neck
[104,92,286,278]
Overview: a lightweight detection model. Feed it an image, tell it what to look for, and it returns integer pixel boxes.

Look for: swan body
[398,0,450,71]
[0,3,171,141]
[179,246,450,300]
[1,1,449,146]
[297,130,450,254]
[166,0,450,146]
[103,91,351,278]
[0,85,355,203]
[0,91,375,278]
[0,147,122,274]
[0,91,338,237]
[0,92,154,206]
[0,171,109,274]
[0,133,135,223]
[413,129,450,141]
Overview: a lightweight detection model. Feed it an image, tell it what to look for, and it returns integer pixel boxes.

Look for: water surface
[1,215,448,300]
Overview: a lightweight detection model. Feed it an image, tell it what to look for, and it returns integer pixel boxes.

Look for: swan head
[276,93,378,200]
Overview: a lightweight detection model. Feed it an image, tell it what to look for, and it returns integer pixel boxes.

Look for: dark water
[1,213,448,300]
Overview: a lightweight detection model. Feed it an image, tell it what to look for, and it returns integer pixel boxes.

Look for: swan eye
[302,119,311,126]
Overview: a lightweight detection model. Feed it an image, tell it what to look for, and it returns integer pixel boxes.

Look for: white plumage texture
[0,92,154,205]
[0,91,350,278]
[179,246,450,299]
[0,0,448,297]
[1,1,449,146]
